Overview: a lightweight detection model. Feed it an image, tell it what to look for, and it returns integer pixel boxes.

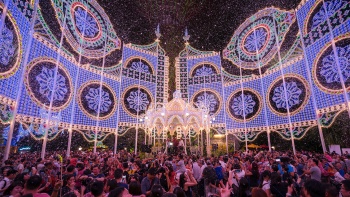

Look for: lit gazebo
[143,90,213,154]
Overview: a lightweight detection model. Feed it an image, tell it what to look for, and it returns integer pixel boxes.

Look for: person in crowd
[128,181,144,197]
[141,168,159,196]
[179,169,197,197]
[260,170,272,197]
[21,175,50,197]
[304,158,322,182]
[60,174,78,196]
[113,168,128,189]
[0,169,17,194]
[341,180,350,197]
[82,181,105,197]
[3,181,24,197]
[88,166,105,182]
[172,187,186,197]
[251,187,267,197]
[108,187,132,197]
[150,184,163,197]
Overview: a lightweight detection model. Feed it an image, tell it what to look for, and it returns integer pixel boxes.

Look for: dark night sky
[40,0,302,94]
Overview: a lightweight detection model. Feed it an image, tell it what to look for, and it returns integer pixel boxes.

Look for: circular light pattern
[223,8,294,70]
[313,35,350,94]
[0,6,22,79]
[51,0,120,58]
[190,63,219,77]
[241,25,270,55]
[305,0,347,34]
[122,86,153,117]
[125,58,154,74]
[24,57,73,111]
[73,5,101,40]
[77,81,117,120]
[237,19,275,68]
[226,88,262,122]
[191,89,222,116]
[267,74,310,116]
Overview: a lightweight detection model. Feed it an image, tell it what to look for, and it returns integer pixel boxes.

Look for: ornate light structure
[144,90,213,154]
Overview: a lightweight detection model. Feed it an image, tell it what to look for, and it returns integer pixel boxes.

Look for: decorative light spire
[155,23,161,40]
[183,27,190,43]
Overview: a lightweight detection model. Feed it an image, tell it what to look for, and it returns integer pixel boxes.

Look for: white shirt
[0,177,12,191]
[192,162,201,180]
[262,180,270,192]
[219,160,226,169]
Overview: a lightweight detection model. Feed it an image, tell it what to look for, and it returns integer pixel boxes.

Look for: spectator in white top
[0,169,17,194]
[17,159,25,174]
[192,157,201,181]
[219,156,226,169]
[260,170,272,197]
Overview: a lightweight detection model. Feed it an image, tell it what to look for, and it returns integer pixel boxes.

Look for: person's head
[105,179,118,193]
[341,180,350,197]
[108,187,132,197]
[302,179,325,197]
[3,181,24,196]
[63,174,75,187]
[66,165,75,173]
[324,184,338,197]
[310,158,319,166]
[122,162,128,169]
[25,175,43,191]
[2,167,10,177]
[4,160,13,166]
[151,184,163,197]
[6,169,17,180]
[172,187,186,197]
[92,165,100,175]
[114,168,123,179]
[335,162,342,170]
[14,172,30,183]
[147,167,157,180]
[128,181,142,195]
[90,181,104,197]
[261,170,271,181]
[251,187,267,197]
[76,163,84,171]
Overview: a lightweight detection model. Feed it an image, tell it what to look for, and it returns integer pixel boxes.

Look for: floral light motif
[0,17,15,66]
[130,61,150,73]
[244,27,267,53]
[320,45,350,83]
[272,82,302,109]
[231,94,256,117]
[311,0,347,29]
[194,66,214,76]
[35,67,68,101]
[127,90,150,112]
[194,92,218,114]
[85,88,112,113]
[74,7,99,38]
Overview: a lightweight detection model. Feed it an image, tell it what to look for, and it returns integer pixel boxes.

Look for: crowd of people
[0,149,350,197]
